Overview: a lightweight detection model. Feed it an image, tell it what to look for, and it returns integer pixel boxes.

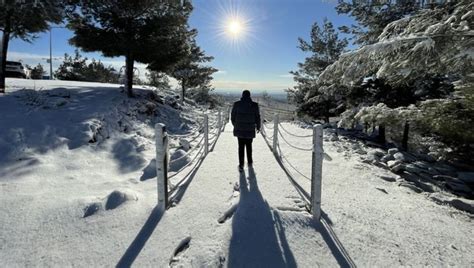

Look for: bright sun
[214,2,257,52]
[228,20,242,35]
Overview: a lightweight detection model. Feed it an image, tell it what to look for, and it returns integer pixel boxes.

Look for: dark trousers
[238,138,253,166]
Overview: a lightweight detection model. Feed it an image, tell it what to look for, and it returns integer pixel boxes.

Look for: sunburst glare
[199,0,262,54]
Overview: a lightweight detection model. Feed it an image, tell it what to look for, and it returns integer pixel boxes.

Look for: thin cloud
[279,74,293,78]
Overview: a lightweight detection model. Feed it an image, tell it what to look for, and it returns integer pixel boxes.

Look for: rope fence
[261,111,324,221]
[155,108,227,211]
[278,130,313,152]
[279,123,313,138]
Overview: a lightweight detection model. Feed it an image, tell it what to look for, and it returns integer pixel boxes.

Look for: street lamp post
[49,26,65,80]
[49,28,52,79]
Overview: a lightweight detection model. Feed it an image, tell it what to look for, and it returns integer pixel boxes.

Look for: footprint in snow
[376,187,389,194]
[169,236,192,267]
[218,203,239,224]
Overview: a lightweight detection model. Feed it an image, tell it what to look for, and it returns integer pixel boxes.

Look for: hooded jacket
[231,96,261,138]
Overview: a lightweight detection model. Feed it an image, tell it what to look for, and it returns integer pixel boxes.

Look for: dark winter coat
[231,97,261,138]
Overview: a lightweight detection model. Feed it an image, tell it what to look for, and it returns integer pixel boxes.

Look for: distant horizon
[213,88,287,95]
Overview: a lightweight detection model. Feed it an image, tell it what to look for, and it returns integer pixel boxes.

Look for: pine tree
[55,49,119,83]
[326,0,473,152]
[0,0,64,92]
[336,0,438,45]
[170,30,217,104]
[55,49,88,81]
[146,71,170,90]
[67,0,191,97]
[30,63,45,79]
[290,18,347,121]
[85,59,119,83]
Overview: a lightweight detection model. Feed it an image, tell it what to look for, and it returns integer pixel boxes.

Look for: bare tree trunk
[125,54,134,97]
[402,120,410,151]
[0,15,11,93]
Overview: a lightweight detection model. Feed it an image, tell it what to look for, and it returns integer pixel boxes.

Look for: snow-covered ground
[267,122,473,266]
[0,79,214,266]
[0,78,472,267]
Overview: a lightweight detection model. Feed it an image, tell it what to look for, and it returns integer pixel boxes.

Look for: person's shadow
[228,167,296,267]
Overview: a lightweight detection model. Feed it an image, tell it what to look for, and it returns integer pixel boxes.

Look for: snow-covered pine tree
[336,0,452,45]
[323,0,473,161]
[289,18,348,122]
[0,0,64,92]
[55,49,119,83]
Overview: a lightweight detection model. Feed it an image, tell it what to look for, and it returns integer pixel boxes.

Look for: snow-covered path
[124,123,342,267]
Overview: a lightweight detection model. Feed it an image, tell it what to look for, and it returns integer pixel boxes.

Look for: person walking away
[231,90,261,172]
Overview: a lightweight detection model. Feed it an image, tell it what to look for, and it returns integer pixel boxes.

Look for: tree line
[0,0,216,101]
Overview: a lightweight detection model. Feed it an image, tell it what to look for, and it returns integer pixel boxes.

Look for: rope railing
[264,122,274,129]
[155,108,227,210]
[260,112,324,222]
[279,123,313,138]
[261,112,355,267]
[168,143,205,179]
[278,146,312,182]
[278,130,313,152]
[167,125,203,139]
[168,135,205,165]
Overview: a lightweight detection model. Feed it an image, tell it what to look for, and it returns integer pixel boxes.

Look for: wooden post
[261,110,265,135]
[155,123,169,211]
[311,124,323,221]
[204,114,209,155]
[273,114,279,156]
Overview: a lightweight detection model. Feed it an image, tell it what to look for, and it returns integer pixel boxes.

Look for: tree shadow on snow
[0,157,40,180]
[116,206,164,268]
[228,167,297,268]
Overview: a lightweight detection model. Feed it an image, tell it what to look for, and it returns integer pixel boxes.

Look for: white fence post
[155,123,169,211]
[311,124,323,221]
[273,114,279,156]
[204,114,209,155]
[260,110,265,135]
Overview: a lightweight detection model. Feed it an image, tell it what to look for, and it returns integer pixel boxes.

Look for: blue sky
[7,0,354,92]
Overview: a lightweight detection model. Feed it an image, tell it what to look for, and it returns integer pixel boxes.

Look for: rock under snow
[169,149,192,172]
[105,190,138,210]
